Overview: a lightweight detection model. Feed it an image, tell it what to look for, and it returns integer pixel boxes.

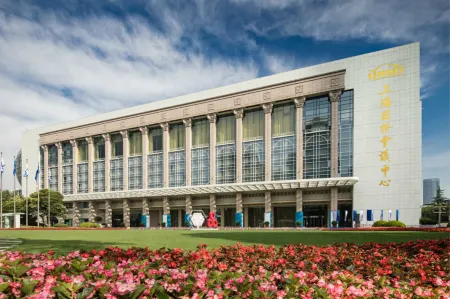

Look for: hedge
[79,222,101,228]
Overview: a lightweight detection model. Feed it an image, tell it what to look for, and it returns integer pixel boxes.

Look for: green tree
[432,187,447,227]
[27,189,67,226]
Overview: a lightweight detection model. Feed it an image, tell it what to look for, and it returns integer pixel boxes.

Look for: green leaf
[0,282,10,293]
[155,286,170,299]
[21,279,39,295]
[130,285,146,299]
[12,265,29,278]
[52,285,72,299]
[76,287,94,299]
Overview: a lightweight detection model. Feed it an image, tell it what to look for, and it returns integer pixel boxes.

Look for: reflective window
[272,103,295,137]
[39,147,44,189]
[111,134,123,157]
[170,123,185,151]
[94,137,105,160]
[339,90,353,177]
[192,147,209,186]
[129,131,142,156]
[93,161,105,192]
[48,144,58,167]
[128,156,142,190]
[192,119,209,147]
[77,163,88,193]
[48,166,59,191]
[110,158,123,191]
[148,127,163,153]
[62,165,73,195]
[271,136,296,180]
[216,144,236,184]
[148,153,163,188]
[303,96,331,179]
[169,151,186,187]
[62,143,72,165]
[243,140,265,182]
[77,140,88,163]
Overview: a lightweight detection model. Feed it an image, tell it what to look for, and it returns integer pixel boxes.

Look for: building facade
[21,43,422,227]
[423,178,440,205]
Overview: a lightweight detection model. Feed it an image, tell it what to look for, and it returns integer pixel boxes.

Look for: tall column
[236,192,243,227]
[140,127,149,189]
[142,198,149,215]
[121,131,129,191]
[330,90,342,177]
[105,200,112,227]
[209,194,216,213]
[161,123,169,187]
[207,114,216,184]
[103,134,111,192]
[294,97,306,180]
[234,109,244,183]
[220,207,225,227]
[56,142,63,193]
[70,141,78,195]
[43,145,49,189]
[86,137,94,193]
[72,202,80,227]
[185,195,192,214]
[123,199,130,228]
[88,201,97,223]
[178,209,182,227]
[265,191,271,213]
[296,189,303,212]
[331,187,338,211]
[262,104,273,181]
[244,207,248,227]
[183,119,192,186]
[163,196,170,215]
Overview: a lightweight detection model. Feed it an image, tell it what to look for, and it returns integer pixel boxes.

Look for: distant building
[423,178,440,205]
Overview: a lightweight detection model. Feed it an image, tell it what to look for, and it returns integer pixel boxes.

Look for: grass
[1,229,448,255]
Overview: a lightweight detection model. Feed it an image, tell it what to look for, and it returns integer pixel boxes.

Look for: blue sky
[0,0,449,194]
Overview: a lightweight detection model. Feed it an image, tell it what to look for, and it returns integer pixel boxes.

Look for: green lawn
[1,229,448,254]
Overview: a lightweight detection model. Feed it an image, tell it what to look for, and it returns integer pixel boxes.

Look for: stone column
[207,114,216,184]
[178,209,182,227]
[72,202,80,227]
[105,200,112,227]
[161,123,169,187]
[103,134,111,192]
[123,199,130,228]
[294,97,306,180]
[330,90,342,177]
[244,207,248,227]
[121,131,129,190]
[262,103,273,181]
[43,145,49,189]
[296,189,303,212]
[220,207,225,227]
[86,137,94,193]
[185,195,192,214]
[70,141,78,195]
[163,196,170,215]
[183,119,192,186]
[331,187,338,211]
[88,201,97,223]
[209,194,216,213]
[142,198,149,215]
[236,192,243,213]
[234,109,243,183]
[56,142,63,193]
[140,127,149,189]
[264,191,271,213]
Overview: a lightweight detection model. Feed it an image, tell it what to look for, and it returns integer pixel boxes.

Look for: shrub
[385,220,406,228]
[79,222,101,228]
[264,221,270,227]
[296,221,302,227]
[419,217,437,225]
[94,216,103,223]
[53,223,68,228]
[161,222,166,227]
[447,222,450,228]
[372,220,388,227]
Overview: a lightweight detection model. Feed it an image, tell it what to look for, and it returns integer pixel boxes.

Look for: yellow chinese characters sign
[378,83,395,187]
[368,63,404,81]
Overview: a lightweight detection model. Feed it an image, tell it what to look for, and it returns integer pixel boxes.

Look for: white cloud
[423,149,450,199]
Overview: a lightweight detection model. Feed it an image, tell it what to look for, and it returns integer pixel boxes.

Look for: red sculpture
[206,212,219,228]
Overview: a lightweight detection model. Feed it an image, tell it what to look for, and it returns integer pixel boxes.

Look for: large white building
[20,43,422,227]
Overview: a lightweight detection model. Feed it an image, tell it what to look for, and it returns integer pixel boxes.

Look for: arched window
[243,140,265,182]
[303,133,330,179]
[148,153,163,188]
[169,151,186,187]
[192,147,209,185]
[216,144,236,184]
[271,136,296,181]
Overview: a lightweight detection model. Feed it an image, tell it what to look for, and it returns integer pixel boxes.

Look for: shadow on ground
[183,231,449,247]
[17,239,133,255]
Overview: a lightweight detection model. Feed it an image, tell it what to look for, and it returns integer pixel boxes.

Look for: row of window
[44,92,353,194]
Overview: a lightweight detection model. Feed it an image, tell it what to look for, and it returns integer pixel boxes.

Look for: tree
[28,189,67,226]
[432,187,447,227]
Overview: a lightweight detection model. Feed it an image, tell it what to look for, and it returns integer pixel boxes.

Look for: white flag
[24,162,29,177]
[0,157,5,173]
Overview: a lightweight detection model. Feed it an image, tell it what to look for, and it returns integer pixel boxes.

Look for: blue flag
[35,163,40,182]
[13,158,16,176]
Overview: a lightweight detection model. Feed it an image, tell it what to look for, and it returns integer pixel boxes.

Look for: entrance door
[303,205,328,227]
[338,203,352,227]
[130,210,142,227]
[149,210,160,227]
[112,210,124,227]
[248,207,265,227]
[274,207,296,227]
[224,208,236,227]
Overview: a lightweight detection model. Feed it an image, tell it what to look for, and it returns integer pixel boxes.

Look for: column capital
[233,108,244,119]
[85,136,93,144]
[160,122,169,131]
[41,145,48,152]
[69,140,77,147]
[55,142,62,150]
[139,126,148,135]
[262,103,273,114]
[102,133,110,142]
[294,96,306,108]
[120,130,128,138]
[183,118,192,127]
[207,113,217,123]
[329,90,342,102]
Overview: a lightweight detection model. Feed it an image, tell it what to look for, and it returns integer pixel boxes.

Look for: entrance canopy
[63,177,358,202]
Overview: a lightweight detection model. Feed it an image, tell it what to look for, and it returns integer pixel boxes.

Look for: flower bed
[0,239,448,298]
[321,227,450,232]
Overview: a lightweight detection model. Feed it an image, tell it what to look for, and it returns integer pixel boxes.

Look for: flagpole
[37,163,40,228]
[48,188,50,227]
[13,156,16,229]
[0,152,3,229]
[25,159,28,227]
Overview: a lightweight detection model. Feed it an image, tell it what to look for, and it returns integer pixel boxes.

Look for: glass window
[77,163,88,193]
[271,136,296,180]
[48,145,58,167]
[62,143,72,165]
[149,127,163,153]
[94,137,105,160]
[129,131,142,156]
[62,165,73,195]
[111,134,123,157]
[243,108,264,141]
[170,123,185,151]
[192,119,209,147]
[272,103,295,137]
[77,140,88,162]
[243,140,265,182]
[339,90,354,177]
[148,152,163,188]
[128,156,142,190]
[216,115,235,144]
[169,151,186,187]
[93,161,105,192]
[216,144,236,184]
[110,158,123,191]
[191,147,209,185]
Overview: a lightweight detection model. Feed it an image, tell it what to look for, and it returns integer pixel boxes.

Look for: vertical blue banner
[367,210,373,221]
[163,214,171,227]
[235,213,243,227]
[352,210,357,221]
[141,215,147,227]
[295,211,304,227]
[396,210,399,221]
[336,210,341,222]
[184,214,191,227]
